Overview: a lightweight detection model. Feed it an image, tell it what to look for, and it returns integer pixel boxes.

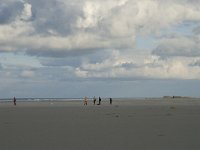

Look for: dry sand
[1,98,200,150]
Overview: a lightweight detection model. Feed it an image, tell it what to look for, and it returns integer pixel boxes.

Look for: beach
[1,98,200,150]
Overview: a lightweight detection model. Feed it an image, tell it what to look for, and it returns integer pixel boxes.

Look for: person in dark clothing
[98,97,101,105]
[13,97,16,106]
[93,96,96,105]
[110,98,112,105]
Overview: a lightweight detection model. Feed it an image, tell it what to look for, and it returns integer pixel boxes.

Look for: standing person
[98,97,101,105]
[84,96,88,105]
[93,96,96,105]
[110,98,112,105]
[13,97,16,106]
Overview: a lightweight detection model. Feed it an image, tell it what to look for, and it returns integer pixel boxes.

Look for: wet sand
[1,98,200,150]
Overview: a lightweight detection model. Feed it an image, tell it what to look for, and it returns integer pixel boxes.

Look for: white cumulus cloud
[0,0,200,81]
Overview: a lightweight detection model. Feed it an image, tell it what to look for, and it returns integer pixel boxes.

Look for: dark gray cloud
[193,26,200,35]
[152,45,200,57]
[38,49,110,67]
[0,1,23,24]
[0,63,2,70]
[152,34,200,57]
[121,62,140,69]
[25,46,101,58]
[39,57,82,67]
[121,62,162,69]
[28,0,82,36]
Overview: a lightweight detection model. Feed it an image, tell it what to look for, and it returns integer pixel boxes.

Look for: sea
[0,97,159,103]
[0,98,84,102]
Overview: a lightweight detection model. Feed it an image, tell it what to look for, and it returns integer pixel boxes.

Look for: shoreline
[1,98,200,107]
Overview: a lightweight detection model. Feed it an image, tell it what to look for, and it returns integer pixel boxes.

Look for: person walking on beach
[98,97,101,105]
[13,97,16,106]
[110,98,112,105]
[84,96,88,105]
[93,96,96,105]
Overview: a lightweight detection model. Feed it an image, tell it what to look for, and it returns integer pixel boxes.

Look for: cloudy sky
[0,0,200,98]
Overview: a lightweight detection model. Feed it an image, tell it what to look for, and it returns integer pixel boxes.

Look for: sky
[0,0,200,98]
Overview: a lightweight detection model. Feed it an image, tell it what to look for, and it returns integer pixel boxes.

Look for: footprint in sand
[115,115,120,118]
[170,106,176,110]
[166,113,172,116]
[158,134,165,137]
